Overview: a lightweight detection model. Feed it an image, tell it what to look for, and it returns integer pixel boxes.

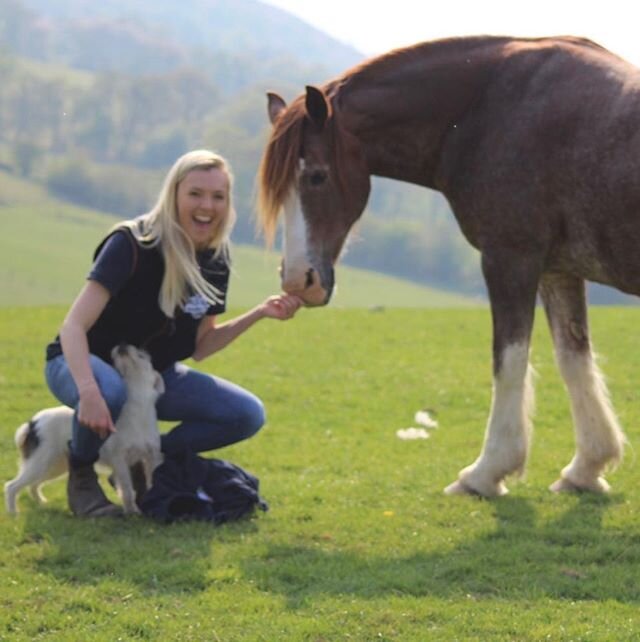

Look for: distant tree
[46,158,93,204]
[13,140,41,176]
[137,129,188,169]
[0,0,38,55]
[46,156,159,217]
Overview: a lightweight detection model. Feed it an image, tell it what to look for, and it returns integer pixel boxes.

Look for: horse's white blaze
[282,191,311,289]
[453,342,534,496]
[553,348,625,490]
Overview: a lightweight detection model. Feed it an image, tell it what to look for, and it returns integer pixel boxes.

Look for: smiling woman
[42,149,303,518]
[176,167,231,252]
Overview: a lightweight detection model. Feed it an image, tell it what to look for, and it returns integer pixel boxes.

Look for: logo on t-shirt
[183,294,209,319]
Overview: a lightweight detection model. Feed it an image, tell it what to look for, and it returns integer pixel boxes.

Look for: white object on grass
[396,427,430,440]
[414,410,438,428]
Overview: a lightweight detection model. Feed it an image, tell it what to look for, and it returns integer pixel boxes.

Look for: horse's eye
[308,170,327,187]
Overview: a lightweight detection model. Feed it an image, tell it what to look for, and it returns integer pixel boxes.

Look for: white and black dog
[5,345,164,515]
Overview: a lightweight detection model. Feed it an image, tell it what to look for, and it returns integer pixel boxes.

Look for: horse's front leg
[445,250,540,497]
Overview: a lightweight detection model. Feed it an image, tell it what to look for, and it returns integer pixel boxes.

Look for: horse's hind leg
[539,273,625,493]
[445,250,539,497]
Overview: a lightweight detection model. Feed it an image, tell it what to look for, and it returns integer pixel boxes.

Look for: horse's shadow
[242,494,640,608]
[19,506,259,595]
[18,493,640,604]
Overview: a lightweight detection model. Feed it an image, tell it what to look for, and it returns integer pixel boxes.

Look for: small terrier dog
[5,345,164,515]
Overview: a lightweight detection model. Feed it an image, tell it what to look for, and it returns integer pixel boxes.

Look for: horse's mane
[257,95,306,244]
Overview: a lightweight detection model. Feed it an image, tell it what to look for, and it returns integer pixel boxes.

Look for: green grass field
[1,305,640,641]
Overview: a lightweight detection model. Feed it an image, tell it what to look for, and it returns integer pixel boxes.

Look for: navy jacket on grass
[139,448,268,524]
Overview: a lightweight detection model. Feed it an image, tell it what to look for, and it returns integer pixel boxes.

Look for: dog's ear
[153,371,165,397]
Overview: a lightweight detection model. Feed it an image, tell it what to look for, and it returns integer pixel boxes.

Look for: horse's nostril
[304,268,315,289]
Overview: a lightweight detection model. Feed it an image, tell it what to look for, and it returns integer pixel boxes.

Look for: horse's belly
[548,242,640,296]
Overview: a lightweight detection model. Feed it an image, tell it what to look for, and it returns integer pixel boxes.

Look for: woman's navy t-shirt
[46,229,230,371]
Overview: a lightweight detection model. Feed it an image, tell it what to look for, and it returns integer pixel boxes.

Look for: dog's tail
[15,419,41,460]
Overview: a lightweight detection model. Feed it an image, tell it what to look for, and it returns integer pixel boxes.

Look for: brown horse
[257,35,633,497]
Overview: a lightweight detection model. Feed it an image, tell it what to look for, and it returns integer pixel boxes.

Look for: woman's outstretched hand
[259,294,304,320]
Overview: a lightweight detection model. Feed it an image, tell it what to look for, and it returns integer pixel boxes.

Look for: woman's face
[176,167,229,251]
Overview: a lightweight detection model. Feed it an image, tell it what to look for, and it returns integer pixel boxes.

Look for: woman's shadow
[242,493,640,608]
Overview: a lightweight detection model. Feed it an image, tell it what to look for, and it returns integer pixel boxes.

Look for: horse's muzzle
[281,260,334,306]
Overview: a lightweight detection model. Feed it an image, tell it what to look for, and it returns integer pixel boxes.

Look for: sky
[263,0,640,66]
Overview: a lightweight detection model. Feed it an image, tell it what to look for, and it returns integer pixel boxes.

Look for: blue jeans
[45,355,265,464]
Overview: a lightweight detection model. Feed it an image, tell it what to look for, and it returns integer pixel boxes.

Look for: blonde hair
[114,149,236,317]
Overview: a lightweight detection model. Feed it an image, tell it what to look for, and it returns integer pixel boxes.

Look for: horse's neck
[338,39,506,187]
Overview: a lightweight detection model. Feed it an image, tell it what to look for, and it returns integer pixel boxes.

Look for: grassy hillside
[0,171,479,309]
[1,305,640,640]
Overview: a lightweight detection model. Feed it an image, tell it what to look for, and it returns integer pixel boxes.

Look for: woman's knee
[241,396,266,438]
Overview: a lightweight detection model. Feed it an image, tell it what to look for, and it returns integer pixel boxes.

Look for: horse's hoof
[444,479,509,498]
[549,476,610,493]
[444,479,474,496]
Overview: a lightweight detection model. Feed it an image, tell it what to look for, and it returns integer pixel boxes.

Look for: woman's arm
[192,294,302,362]
[59,280,114,438]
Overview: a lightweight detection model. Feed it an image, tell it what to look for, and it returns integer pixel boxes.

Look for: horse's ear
[267,92,287,125]
[305,85,330,129]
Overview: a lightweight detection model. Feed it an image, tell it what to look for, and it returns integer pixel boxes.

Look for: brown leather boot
[67,455,123,517]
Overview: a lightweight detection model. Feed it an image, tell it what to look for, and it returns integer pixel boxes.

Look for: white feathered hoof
[444,476,509,498]
[549,476,611,494]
